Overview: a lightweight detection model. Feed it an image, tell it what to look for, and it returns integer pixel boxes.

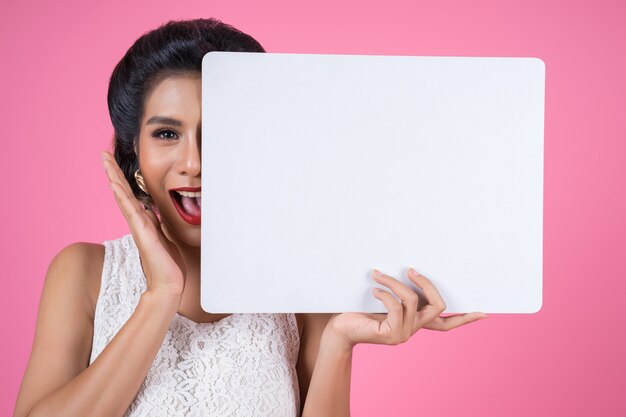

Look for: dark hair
[107,18,265,210]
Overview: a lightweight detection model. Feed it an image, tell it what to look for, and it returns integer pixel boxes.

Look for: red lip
[169,189,201,226]
[170,186,201,192]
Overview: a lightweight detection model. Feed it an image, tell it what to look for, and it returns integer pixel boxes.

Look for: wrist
[321,324,355,356]
[141,290,181,316]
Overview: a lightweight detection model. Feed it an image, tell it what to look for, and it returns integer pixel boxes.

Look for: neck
[173,234,205,316]
[177,237,201,283]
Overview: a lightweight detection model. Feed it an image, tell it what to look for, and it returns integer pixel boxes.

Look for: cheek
[139,146,175,186]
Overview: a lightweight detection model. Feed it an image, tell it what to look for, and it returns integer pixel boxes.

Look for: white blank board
[201,52,544,314]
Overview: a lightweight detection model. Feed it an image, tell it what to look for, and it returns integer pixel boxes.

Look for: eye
[152,129,179,141]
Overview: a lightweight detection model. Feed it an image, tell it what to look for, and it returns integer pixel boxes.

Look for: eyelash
[152,128,179,141]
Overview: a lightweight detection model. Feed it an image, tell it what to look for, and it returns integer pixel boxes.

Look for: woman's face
[137,73,202,248]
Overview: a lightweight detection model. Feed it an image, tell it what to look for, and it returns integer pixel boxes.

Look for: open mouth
[169,190,201,225]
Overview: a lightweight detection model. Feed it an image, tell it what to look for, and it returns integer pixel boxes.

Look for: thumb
[144,205,160,229]
[159,219,187,277]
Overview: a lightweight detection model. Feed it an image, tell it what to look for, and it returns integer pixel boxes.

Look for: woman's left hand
[325,267,488,350]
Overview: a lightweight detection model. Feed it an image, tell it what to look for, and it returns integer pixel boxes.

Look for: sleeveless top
[88,234,301,417]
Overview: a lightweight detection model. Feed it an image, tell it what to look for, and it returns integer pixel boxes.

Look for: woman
[14,18,487,417]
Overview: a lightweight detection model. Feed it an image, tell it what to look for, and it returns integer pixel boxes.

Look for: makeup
[170,187,201,225]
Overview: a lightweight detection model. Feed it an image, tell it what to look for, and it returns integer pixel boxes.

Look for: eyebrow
[146,115,183,127]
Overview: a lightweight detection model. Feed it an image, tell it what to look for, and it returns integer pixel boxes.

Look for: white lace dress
[88,234,301,416]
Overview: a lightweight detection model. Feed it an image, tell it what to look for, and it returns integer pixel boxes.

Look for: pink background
[2,0,625,415]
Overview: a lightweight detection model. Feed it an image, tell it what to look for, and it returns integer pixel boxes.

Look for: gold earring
[134,169,149,194]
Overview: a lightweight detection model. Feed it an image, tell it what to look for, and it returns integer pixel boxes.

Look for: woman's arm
[297,313,352,417]
[13,243,179,417]
[301,326,353,417]
[296,268,487,417]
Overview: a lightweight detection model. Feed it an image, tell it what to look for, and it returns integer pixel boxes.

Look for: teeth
[174,190,201,197]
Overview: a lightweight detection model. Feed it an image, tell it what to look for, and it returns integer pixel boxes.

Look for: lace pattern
[89,234,301,416]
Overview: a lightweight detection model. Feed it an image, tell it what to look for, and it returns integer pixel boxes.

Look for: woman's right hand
[101,150,186,302]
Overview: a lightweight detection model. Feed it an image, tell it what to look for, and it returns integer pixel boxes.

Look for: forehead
[142,74,201,123]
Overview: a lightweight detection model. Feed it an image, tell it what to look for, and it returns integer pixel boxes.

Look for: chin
[159,209,201,249]
[185,229,201,247]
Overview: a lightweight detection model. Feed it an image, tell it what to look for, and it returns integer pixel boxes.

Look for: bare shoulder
[13,242,105,416]
[47,241,105,315]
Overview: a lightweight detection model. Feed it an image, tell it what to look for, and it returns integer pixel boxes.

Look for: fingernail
[373,269,382,278]
[409,267,422,278]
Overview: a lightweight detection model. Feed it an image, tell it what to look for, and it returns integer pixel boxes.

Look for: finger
[372,269,418,300]
[372,269,419,341]
[423,312,488,331]
[107,176,145,221]
[101,153,146,218]
[101,151,135,196]
[144,206,161,230]
[102,154,135,198]
[371,292,403,346]
[371,287,404,344]
[160,220,178,246]
[102,157,134,199]
[407,268,447,328]
[109,180,171,281]
[108,181,149,234]
[105,159,159,258]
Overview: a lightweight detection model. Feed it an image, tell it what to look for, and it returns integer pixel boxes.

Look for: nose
[176,132,201,178]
